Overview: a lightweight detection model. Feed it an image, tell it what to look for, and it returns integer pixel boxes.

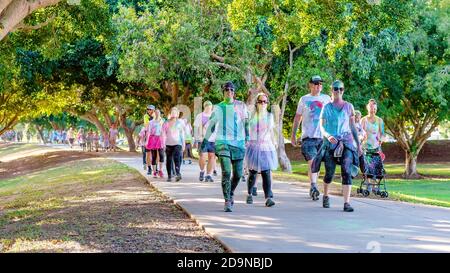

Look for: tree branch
[13,14,55,32]
[212,62,241,72]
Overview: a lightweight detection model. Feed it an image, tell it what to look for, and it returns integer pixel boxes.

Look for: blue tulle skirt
[245,144,278,172]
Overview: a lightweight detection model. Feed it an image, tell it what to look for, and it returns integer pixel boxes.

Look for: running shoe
[323,196,330,208]
[176,175,182,182]
[344,203,354,212]
[310,187,320,201]
[246,194,253,204]
[213,170,218,176]
[224,201,232,212]
[205,175,214,182]
[167,177,172,182]
[199,171,205,182]
[158,170,163,178]
[265,198,275,207]
[153,171,158,178]
[251,186,257,196]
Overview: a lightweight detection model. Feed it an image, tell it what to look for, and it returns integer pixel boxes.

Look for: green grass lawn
[0,157,143,251]
[286,161,450,177]
[0,158,136,209]
[275,161,450,208]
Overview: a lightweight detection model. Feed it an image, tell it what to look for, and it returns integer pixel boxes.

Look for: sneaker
[251,186,257,196]
[213,170,218,176]
[147,170,152,175]
[143,164,147,170]
[265,198,275,207]
[158,170,163,178]
[176,175,182,182]
[230,196,234,207]
[182,160,186,165]
[199,171,205,182]
[344,203,354,212]
[153,171,158,178]
[188,159,192,164]
[205,175,214,182]
[241,176,246,183]
[323,196,330,208]
[167,177,172,182]
[224,201,232,212]
[310,187,320,201]
[246,194,253,204]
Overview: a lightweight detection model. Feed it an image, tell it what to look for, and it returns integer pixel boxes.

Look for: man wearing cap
[194,100,217,182]
[291,75,331,201]
[318,80,361,212]
[144,105,155,126]
[203,81,249,212]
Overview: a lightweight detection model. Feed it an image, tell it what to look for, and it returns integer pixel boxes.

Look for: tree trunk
[35,125,46,144]
[0,0,61,41]
[277,91,292,172]
[117,106,137,152]
[404,151,420,179]
[79,111,108,138]
[275,44,298,173]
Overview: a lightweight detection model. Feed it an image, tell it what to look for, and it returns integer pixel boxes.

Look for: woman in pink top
[162,107,185,182]
[146,109,165,178]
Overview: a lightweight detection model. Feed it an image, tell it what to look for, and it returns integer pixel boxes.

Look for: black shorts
[301,138,323,161]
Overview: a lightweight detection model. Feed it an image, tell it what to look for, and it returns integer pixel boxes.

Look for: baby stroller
[357,149,389,198]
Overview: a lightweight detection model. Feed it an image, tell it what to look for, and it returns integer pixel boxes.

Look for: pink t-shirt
[109,128,119,139]
[162,120,185,146]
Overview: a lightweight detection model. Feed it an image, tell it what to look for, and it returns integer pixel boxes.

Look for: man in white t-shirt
[193,100,217,182]
[291,75,332,201]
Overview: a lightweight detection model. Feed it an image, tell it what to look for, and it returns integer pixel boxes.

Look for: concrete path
[45,144,450,253]
[110,154,450,253]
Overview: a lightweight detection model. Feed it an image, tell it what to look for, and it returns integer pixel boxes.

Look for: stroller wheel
[363,190,370,197]
[380,191,389,198]
[357,188,361,194]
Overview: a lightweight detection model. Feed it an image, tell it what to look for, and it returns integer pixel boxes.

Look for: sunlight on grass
[274,161,450,207]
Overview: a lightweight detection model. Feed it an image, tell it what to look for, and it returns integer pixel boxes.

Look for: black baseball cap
[222,81,235,91]
[309,75,323,83]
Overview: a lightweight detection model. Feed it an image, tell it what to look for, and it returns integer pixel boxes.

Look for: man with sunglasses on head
[203,81,250,212]
[291,75,331,201]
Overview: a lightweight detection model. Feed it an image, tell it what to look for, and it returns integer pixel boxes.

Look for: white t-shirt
[193,112,216,142]
[296,93,332,139]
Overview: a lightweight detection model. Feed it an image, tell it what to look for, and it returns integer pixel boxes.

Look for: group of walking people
[139,105,195,182]
[291,76,385,212]
[67,124,120,152]
[141,76,385,213]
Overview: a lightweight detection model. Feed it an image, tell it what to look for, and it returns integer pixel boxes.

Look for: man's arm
[291,113,302,147]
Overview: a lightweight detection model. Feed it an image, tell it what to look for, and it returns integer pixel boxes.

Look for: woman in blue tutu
[245,93,278,207]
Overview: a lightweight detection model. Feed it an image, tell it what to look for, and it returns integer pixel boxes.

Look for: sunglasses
[333,87,344,92]
[257,100,268,104]
[224,88,235,92]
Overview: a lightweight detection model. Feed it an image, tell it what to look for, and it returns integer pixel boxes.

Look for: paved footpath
[110,155,450,253]
[48,145,450,253]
